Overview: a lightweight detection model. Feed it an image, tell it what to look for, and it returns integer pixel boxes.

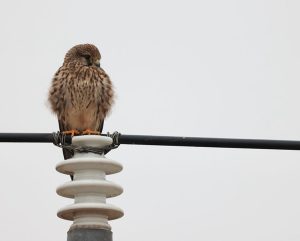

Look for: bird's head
[64,44,101,67]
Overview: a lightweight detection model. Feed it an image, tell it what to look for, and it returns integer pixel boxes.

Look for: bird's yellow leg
[62,129,80,136]
[82,129,100,135]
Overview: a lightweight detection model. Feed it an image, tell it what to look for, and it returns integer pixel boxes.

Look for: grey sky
[0,0,300,240]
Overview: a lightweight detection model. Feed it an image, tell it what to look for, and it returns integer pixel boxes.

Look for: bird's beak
[95,59,100,67]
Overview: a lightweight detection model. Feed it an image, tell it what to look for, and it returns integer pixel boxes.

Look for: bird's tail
[63,148,74,160]
[62,147,74,180]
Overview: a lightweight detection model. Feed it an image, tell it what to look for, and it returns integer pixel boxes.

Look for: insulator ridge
[56,135,123,231]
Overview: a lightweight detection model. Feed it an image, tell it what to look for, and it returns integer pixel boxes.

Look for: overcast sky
[0,0,300,241]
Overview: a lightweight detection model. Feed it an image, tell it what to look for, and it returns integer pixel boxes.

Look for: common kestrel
[48,44,114,160]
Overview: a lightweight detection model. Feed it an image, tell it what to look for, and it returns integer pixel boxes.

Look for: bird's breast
[68,78,100,110]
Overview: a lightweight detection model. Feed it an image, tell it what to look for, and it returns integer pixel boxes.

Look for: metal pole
[67,228,112,241]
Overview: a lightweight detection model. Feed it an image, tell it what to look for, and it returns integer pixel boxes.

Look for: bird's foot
[62,129,80,136]
[81,129,100,135]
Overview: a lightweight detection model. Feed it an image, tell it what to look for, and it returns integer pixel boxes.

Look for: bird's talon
[62,130,80,136]
[82,129,100,135]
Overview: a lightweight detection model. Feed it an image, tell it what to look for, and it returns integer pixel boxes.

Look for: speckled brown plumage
[48,44,114,160]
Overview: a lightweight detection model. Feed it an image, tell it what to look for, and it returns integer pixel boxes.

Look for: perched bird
[48,44,114,161]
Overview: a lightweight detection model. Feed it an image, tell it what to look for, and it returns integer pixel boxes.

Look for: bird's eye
[82,54,92,66]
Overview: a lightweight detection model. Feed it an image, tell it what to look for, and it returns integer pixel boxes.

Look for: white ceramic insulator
[56,135,124,230]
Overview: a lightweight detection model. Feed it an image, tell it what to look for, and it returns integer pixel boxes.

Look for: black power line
[0,132,300,150]
[119,134,300,150]
[0,133,55,143]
